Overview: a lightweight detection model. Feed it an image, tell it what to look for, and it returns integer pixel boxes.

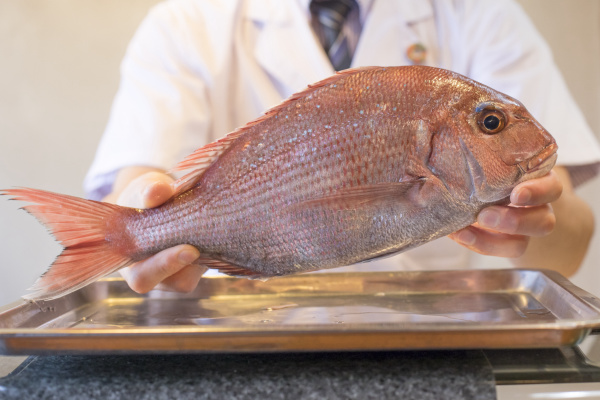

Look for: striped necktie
[310,0,358,71]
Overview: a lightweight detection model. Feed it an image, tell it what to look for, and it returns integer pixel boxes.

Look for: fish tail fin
[1,188,134,301]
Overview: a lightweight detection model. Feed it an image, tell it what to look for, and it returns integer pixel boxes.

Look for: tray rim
[1,268,599,353]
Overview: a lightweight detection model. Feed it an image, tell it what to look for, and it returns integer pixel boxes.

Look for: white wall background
[508,0,600,298]
[0,0,599,306]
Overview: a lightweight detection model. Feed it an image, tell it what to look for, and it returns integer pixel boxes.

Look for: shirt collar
[247,0,433,25]
[296,0,374,24]
[295,0,432,24]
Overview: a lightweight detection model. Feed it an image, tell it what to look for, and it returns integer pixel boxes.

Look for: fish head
[436,80,557,204]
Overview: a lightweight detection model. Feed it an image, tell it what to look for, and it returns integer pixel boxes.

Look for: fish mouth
[517,143,558,179]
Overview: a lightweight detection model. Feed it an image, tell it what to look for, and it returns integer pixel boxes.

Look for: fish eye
[478,109,506,134]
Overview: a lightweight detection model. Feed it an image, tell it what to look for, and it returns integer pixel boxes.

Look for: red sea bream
[2,66,558,300]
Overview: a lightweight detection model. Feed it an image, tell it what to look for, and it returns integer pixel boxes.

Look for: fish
[1,66,558,301]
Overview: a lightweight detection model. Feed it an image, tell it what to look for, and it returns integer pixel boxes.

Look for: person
[85,0,600,294]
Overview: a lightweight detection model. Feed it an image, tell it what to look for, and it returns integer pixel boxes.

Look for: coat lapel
[352,0,433,67]
[247,0,334,96]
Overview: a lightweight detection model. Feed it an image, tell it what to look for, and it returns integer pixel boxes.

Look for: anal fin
[196,257,261,278]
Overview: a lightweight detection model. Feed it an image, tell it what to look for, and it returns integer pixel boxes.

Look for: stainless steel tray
[1,269,600,354]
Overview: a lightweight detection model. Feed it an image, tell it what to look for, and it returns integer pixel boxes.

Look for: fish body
[2,66,557,300]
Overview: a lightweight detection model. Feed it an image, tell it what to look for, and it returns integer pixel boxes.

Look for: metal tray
[1,269,600,354]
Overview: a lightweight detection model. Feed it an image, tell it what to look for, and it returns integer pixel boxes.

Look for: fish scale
[1,66,558,300]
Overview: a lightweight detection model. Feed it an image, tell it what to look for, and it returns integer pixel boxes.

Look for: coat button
[406,43,427,64]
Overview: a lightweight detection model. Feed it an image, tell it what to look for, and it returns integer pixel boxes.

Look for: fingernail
[513,188,531,205]
[178,248,200,264]
[455,229,476,246]
[479,209,500,229]
[142,182,162,206]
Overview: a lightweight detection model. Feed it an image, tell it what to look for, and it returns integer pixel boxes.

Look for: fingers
[116,171,175,209]
[155,264,208,293]
[451,170,561,259]
[477,204,555,237]
[511,170,562,206]
[450,226,529,258]
[120,245,202,294]
[450,204,555,257]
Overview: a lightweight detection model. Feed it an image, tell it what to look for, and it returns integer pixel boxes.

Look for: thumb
[117,171,175,208]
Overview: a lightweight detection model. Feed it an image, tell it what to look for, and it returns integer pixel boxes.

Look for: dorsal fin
[170,66,384,196]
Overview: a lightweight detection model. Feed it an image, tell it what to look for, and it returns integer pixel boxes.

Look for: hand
[107,170,207,294]
[449,170,563,259]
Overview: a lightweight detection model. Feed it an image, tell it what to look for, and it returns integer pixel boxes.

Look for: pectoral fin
[292,178,427,212]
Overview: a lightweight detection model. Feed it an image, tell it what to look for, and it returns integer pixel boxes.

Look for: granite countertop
[3,340,600,399]
[0,351,496,400]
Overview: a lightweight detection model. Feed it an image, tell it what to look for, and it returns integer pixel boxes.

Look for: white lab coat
[85,0,600,272]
